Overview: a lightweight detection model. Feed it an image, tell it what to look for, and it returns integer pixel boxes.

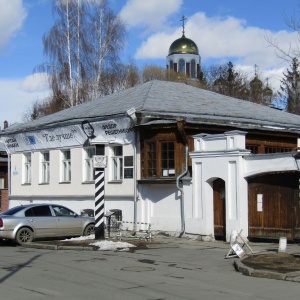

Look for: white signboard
[257,194,263,212]
[231,243,245,258]
[1,117,134,154]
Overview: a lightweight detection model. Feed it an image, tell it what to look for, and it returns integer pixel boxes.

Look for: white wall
[138,184,181,232]
[9,144,136,217]
[188,130,299,241]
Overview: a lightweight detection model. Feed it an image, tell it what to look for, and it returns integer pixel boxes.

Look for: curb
[234,257,300,282]
[22,243,96,251]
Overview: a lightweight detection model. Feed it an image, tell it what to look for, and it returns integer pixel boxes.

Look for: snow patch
[63,234,136,251]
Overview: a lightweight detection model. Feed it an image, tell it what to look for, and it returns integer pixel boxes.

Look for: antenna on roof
[180,15,187,37]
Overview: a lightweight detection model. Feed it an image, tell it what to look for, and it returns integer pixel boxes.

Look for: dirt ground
[242,253,300,273]
[31,238,154,252]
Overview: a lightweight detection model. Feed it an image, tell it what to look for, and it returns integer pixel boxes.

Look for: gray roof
[2,80,300,135]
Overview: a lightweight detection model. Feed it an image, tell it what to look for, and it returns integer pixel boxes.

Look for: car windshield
[0,206,25,216]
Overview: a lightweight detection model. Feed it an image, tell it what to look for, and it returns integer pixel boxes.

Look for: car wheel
[15,227,33,244]
[83,224,95,236]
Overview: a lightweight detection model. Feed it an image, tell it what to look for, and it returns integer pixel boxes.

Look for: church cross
[254,64,259,76]
[181,15,187,37]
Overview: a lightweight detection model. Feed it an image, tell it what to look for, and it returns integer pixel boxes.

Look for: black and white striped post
[94,168,105,239]
[93,145,106,239]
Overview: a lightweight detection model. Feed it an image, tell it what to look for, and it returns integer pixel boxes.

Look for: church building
[166,16,201,79]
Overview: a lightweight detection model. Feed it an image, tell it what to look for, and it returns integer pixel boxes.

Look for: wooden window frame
[141,139,176,179]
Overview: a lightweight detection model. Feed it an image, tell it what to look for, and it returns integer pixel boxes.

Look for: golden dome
[168,35,199,55]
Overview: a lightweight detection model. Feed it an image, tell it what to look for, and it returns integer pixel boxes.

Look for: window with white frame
[111,146,123,180]
[61,150,71,182]
[41,151,50,183]
[23,153,31,184]
[83,147,95,182]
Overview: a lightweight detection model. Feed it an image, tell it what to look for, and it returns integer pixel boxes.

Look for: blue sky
[0,0,299,126]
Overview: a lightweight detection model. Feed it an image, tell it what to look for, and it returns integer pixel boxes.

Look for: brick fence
[0,189,8,212]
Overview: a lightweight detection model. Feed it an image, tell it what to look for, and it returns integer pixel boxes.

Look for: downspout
[133,132,137,233]
[126,108,138,233]
[176,118,188,238]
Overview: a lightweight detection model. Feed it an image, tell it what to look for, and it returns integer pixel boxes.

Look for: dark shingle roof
[2,80,300,135]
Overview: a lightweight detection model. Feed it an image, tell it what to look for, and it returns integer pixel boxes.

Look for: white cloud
[0,76,50,126]
[134,11,297,92]
[136,12,297,67]
[20,73,49,92]
[120,0,183,31]
[0,0,27,49]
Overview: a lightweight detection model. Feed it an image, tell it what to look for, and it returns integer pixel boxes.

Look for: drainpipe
[176,118,188,237]
[133,132,137,233]
[126,108,138,233]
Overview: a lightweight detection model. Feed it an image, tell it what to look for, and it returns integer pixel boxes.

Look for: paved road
[0,238,299,300]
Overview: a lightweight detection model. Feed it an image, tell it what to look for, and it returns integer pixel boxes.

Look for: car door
[51,205,82,237]
[25,205,57,238]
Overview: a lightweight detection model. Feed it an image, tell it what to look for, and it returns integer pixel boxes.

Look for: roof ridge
[140,80,155,110]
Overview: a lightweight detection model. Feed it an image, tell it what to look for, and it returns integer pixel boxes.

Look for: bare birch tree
[85,0,127,99]
[33,0,126,117]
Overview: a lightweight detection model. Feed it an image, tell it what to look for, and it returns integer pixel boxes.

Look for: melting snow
[63,234,136,251]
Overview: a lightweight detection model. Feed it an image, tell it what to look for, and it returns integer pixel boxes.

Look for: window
[161,142,175,177]
[52,205,76,217]
[111,146,123,180]
[84,147,95,182]
[179,59,185,73]
[191,59,196,78]
[61,150,71,182]
[124,156,134,179]
[144,142,157,177]
[169,60,174,70]
[41,152,50,183]
[23,153,31,184]
[265,146,293,153]
[0,177,4,189]
[25,205,52,217]
[141,140,176,178]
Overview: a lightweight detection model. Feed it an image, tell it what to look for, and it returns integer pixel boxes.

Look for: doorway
[213,178,226,240]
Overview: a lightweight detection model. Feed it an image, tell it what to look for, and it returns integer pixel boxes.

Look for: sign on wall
[1,117,134,154]
[93,156,107,168]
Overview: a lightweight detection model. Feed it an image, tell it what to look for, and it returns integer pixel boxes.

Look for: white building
[2,80,300,241]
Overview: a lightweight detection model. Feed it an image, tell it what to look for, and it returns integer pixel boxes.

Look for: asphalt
[19,233,300,283]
